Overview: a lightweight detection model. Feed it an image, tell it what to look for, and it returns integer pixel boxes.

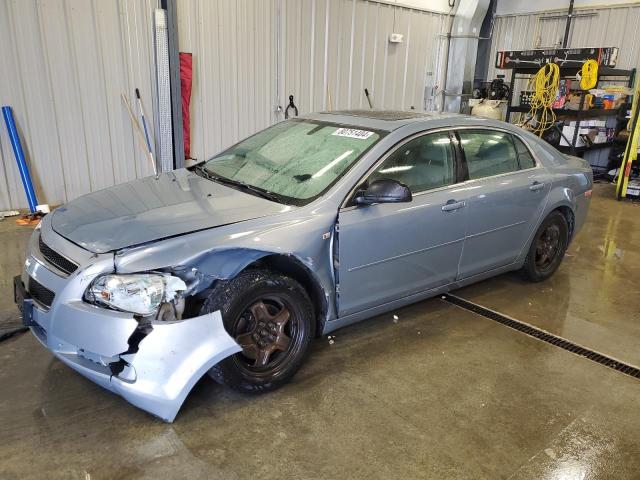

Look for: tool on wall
[496,47,619,70]
[364,88,373,109]
[121,93,158,177]
[135,88,154,159]
[284,95,298,119]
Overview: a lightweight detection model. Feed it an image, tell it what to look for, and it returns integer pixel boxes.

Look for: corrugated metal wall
[487,4,640,82]
[0,0,447,210]
[178,0,447,162]
[5,2,637,210]
[0,0,158,211]
[177,0,279,164]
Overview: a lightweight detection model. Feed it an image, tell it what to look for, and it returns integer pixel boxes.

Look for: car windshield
[201,119,382,205]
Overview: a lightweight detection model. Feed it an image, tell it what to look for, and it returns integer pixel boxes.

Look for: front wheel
[520,211,569,282]
[201,270,315,393]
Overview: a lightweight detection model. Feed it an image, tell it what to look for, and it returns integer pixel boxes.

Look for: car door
[455,129,552,279]
[337,131,467,317]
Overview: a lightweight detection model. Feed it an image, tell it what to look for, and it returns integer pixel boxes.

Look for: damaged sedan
[14,110,592,421]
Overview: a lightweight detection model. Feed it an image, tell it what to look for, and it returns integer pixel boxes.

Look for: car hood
[51,169,289,253]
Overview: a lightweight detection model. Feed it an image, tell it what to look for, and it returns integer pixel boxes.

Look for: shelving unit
[504,66,635,164]
[507,106,621,118]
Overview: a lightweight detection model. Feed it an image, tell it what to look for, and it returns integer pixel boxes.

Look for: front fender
[113,213,338,324]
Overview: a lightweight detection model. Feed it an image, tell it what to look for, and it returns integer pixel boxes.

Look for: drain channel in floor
[441,293,640,380]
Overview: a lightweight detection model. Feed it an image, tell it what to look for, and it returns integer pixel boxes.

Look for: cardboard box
[564,94,585,111]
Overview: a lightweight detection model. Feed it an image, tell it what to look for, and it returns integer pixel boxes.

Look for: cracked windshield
[203,120,381,203]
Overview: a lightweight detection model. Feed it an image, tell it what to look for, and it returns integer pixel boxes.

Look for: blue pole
[2,106,38,213]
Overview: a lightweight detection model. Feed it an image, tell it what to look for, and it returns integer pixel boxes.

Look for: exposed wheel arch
[516,204,575,267]
[180,249,329,336]
[553,205,575,241]
[520,209,569,282]
[240,254,328,337]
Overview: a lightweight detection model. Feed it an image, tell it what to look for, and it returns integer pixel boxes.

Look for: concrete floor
[1,183,639,479]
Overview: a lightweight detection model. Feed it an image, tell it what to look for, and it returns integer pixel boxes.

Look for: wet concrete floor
[0,183,639,479]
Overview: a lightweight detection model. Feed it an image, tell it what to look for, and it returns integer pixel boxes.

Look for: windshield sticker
[332,128,374,140]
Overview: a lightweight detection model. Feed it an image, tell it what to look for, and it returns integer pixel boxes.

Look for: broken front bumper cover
[18,219,242,422]
[16,276,240,422]
[54,311,241,422]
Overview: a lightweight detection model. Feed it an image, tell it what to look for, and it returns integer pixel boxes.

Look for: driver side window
[368,132,455,194]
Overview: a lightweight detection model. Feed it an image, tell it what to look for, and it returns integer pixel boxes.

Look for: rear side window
[368,132,455,193]
[458,130,519,180]
[513,136,536,169]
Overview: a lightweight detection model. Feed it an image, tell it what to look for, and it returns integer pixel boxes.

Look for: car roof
[302,110,463,132]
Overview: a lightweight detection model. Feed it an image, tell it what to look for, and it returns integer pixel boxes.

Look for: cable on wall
[527,63,560,136]
[580,59,598,90]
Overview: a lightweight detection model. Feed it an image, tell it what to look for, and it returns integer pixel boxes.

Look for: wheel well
[243,254,327,337]
[554,206,575,240]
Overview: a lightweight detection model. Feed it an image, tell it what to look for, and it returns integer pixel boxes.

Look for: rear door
[456,129,552,278]
[337,131,467,317]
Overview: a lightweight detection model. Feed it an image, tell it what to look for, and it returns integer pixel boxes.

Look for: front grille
[39,235,78,275]
[28,277,55,308]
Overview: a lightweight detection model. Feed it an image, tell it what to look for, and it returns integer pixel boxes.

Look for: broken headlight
[84,274,187,316]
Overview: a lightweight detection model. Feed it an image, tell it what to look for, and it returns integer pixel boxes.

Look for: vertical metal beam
[443,0,490,113]
[473,0,495,85]
[153,9,173,173]
[161,0,184,169]
[562,0,574,48]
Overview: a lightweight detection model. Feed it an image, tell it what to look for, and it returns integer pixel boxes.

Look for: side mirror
[355,179,412,205]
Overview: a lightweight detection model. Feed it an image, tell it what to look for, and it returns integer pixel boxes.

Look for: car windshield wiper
[194,165,283,204]
[231,182,282,203]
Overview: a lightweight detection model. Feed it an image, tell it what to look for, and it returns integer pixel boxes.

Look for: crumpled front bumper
[17,216,241,422]
[51,311,240,422]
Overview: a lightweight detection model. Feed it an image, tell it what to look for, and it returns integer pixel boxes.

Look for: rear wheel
[201,270,314,393]
[521,211,569,282]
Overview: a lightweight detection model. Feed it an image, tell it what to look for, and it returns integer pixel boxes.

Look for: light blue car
[14,110,592,421]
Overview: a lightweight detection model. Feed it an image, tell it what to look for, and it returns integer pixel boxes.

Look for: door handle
[442,200,465,212]
[529,181,545,192]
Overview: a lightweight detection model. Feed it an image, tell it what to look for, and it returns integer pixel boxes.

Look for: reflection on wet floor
[0,183,639,479]
[456,184,640,367]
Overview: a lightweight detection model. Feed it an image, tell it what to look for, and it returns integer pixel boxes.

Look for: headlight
[85,274,187,315]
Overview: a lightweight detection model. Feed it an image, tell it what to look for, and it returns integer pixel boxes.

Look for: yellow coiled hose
[528,63,560,136]
[580,59,598,90]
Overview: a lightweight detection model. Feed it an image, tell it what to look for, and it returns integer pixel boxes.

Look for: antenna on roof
[364,88,373,109]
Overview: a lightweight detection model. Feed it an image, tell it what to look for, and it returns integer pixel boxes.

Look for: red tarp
[180,52,193,159]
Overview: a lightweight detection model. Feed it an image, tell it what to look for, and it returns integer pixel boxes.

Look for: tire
[201,269,315,393]
[521,211,569,282]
